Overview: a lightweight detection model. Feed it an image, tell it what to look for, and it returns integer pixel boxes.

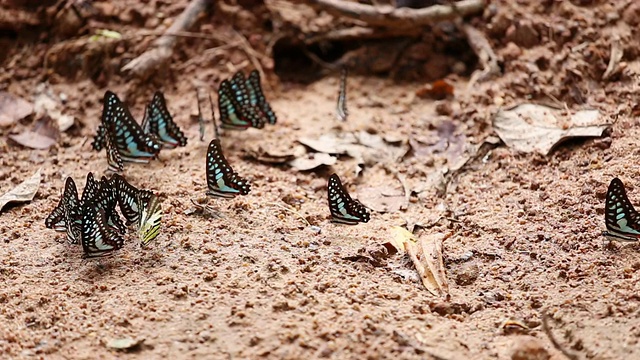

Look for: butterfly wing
[229,72,265,129]
[604,178,640,242]
[327,174,370,225]
[45,177,79,232]
[218,80,252,130]
[81,172,101,204]
[138,193,162,247]
[247,70,277,125]
[81,201,125,258]
[91,124,107,151]
[146,91,187,148]
[96,177,127,235]
[101,91,161,163]
[336,67,348,121]
[105,127,124,173]
[205,139,251,198]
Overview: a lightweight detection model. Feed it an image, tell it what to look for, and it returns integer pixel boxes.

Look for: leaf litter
[0,91,33,127]
[9,115,60,149]
[0,168,42,213]
[493,103,609,155]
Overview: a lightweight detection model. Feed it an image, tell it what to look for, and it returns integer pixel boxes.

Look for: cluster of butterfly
[44,173,162,258]
[92,91,187,172]
[218,70,277,130]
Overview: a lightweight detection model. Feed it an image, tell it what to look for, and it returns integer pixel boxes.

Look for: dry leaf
[403,231,450,298]
[245,144,306,164]
[0,92,33,127]
[0,168,42,213]
[106,338,145,351]
[34,89,75,131]
[494,104,609,155]
[288,153,337,171]
[357,185,407,213]
[9,116,60,149]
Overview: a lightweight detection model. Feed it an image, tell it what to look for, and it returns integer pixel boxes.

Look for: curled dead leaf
[0,168,42,213]
[494,104,609,155]
[0,92,33,127]
[9,115,60,149]
[288,152,337,171]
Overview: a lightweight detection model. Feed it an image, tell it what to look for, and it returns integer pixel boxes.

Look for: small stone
[455,263,479,286]
[510,336,551,360]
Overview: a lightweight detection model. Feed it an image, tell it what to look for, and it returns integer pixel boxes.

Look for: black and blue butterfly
[92,91,162,172]
[205,139,251,198]
[80,200,125,258]
[327,174,370,225]
[141,91,187,149]
[603,178,640,243]
[218,70,276,130]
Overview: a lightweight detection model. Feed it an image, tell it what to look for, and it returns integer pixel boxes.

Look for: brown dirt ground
[2,0,640,359]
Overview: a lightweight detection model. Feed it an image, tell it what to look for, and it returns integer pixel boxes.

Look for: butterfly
[78,173,126,235]
[80,200,125,258]
[246,70,277,125]
[205,139,251,198]
[45,177,79,233]
[141,91,187,149]
[603,177,640,242]
[138,194,162,247]
[92,91,161,171]
[336,67,348,121]
[327,174,370,225]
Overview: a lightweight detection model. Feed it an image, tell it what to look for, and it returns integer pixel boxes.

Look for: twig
[268,202,311,227]
[293,0,486,28]
[304,26,421,45]
[121,0,211,79]
[541,311,581,360]
[602,33,623,81]
[463,24,500,89]
[231,30,273,93]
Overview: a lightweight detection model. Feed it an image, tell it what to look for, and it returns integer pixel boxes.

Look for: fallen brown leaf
[494,104,609,155]
[394,227,450,298]
[0,168,42,213]
[288,152,337,171]
[0,92,33,127]
[9,115,60,149]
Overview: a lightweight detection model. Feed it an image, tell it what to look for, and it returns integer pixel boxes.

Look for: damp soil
[1,1,640,359]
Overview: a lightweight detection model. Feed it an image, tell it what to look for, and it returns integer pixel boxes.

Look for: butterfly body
[205,139,251,198]
[327,174,370,225]
[604,178,640,242]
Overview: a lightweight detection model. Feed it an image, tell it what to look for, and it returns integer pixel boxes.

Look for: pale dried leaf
[404,232,449,298]
[0,168,42,213]
[106,338,145,350]
[493,104,609,155]
[288,153,337,171]
[9,116,60,149]
[0,92,33,127]
[357,185,406,213]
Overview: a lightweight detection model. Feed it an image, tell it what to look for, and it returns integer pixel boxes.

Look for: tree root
[121,0,211,79]
[293,0,486,28]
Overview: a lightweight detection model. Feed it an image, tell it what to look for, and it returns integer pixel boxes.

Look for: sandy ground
[2,1,640,359]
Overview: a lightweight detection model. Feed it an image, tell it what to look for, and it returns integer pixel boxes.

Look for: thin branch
[294,0,486,28]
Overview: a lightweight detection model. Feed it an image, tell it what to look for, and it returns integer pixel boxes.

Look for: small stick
[195,88,206,142]
[267,202,311,227]
[208,93,219,140]
[336,67,349,121]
